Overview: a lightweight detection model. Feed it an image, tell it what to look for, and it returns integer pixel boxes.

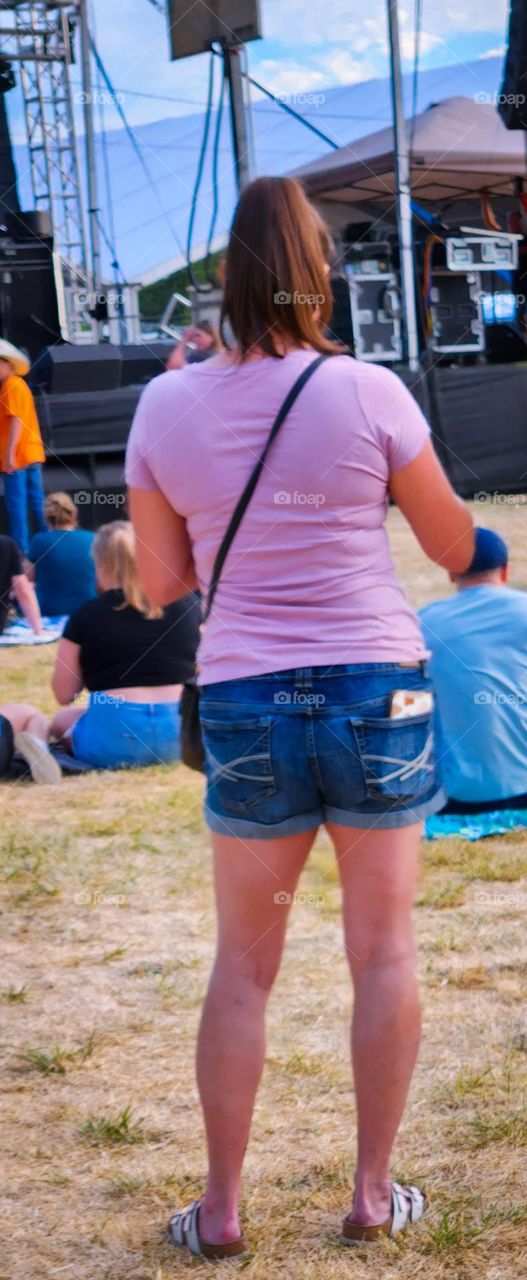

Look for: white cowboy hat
[0,339,30,377]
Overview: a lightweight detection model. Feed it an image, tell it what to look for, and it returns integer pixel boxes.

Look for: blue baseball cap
[468,527,509,574]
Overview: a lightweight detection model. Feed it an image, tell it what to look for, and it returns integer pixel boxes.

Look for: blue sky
[1,2,510,279]
[5,0,509,138]
[96,0,508,122]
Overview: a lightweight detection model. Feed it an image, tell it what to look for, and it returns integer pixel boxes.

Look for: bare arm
[389,440,474,573]
[52,638,84,705]
[6,416,22,473]
[11,573,43,635]
[24,559,36,583]
[128,486,198,607]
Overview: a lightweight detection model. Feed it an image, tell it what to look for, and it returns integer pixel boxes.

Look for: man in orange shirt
[0,340,47,555]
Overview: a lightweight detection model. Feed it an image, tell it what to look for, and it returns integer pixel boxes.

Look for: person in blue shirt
[26,491,96,617]
[419,527,527,811]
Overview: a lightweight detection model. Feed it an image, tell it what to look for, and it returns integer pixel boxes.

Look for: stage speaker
[35,344,123,394]
[429,272,484,356]
[0,235,61,362]
[167,0,262,60]
[327,274,354,351]
[499,0,527,129]
[119,342,174,386]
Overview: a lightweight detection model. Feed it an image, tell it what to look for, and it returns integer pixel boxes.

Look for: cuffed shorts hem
[204,803,323,839]
[204,786,447,839]
[324,786,447,830]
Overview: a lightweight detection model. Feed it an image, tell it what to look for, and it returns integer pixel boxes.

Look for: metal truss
[0,2,92,338]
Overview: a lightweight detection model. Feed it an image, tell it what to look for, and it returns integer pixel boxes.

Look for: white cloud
[480,45,507,59]
[261,0,507,48]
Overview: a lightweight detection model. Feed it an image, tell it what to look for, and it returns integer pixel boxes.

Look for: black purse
[180,354,329,772]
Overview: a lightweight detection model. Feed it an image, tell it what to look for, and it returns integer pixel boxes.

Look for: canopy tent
[293,97,527,224]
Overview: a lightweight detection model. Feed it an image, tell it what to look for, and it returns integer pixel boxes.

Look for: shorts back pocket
[352,711,436,805]
[200,714,277,814]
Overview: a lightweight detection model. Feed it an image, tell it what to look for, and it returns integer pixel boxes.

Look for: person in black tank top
[42,521,200,770]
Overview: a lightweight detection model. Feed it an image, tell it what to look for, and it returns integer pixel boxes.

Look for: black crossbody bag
[180,354,329,772]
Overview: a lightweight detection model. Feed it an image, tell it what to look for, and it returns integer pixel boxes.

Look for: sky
[0,1,510,279]
[81,0,509,128]
[3,0,509,139]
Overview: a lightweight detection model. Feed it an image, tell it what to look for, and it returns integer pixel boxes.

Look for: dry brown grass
[1,502,527,1279]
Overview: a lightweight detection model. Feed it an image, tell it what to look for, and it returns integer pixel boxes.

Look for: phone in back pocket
[389,689,434,719]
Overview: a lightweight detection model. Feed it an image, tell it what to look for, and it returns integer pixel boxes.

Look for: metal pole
[223,43,254,193]
[78,0,101,304]
[387,0,420,370]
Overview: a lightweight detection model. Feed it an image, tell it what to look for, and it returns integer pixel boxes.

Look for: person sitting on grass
[25,491,96,618]
[47,519,200,769]
[0,532,42,637]
[419,526,527,812]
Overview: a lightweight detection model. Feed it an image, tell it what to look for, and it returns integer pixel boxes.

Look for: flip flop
[168,1197,248,1260]
[342,1181,429,1245]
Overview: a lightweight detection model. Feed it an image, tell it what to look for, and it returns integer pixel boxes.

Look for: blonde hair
[93,521,162,620]
[45,491,77,529]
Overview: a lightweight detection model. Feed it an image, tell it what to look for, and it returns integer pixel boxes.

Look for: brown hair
[93,521,162,620]
[220,176,340,359]
[45,491,77,529]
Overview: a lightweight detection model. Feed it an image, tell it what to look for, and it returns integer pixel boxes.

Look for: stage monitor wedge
[167,0,262,59]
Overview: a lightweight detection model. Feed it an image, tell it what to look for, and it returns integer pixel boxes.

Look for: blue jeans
[71,694,181,769]
[2,463,46,555]
[200,664,446,838]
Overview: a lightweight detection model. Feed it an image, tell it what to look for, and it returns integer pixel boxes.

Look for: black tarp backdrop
[1,361,526,537]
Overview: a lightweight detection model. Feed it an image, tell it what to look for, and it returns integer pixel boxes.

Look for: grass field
[2,502,527,1280]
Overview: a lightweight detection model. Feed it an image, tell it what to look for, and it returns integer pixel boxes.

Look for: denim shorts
[71,694,181,769]
[200,664,446,838]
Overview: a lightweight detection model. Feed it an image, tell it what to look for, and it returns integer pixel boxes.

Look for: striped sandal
[167,1197,248,1261]
[342,1182,428,1246]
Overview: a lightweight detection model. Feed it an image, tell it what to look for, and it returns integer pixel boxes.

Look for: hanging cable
[89,37,187,260]
[204,58,226,286]
[216,53,340,152]
[186,50,216,293]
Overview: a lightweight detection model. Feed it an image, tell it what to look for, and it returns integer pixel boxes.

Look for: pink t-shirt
[126,349,429,684]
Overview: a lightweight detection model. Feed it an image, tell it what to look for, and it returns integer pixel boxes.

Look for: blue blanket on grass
[0,615,68,646]
[425,810,527,841]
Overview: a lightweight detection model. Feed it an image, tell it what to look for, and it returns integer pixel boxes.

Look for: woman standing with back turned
[126,177,475,1259]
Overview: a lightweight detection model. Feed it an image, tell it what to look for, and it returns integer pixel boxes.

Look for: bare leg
[196,827,318,1245]
[326,821,422,1227]
[49,706,85,747]
[0,702,50,740]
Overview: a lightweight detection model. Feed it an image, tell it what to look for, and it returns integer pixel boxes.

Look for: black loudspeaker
[0,235,61,361]
[35,344,123,394]
[119,342,174,386]
[499,0,527,129]
[328,273,354,351]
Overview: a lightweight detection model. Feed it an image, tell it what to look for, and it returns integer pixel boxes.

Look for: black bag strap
[203,353,328,621]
